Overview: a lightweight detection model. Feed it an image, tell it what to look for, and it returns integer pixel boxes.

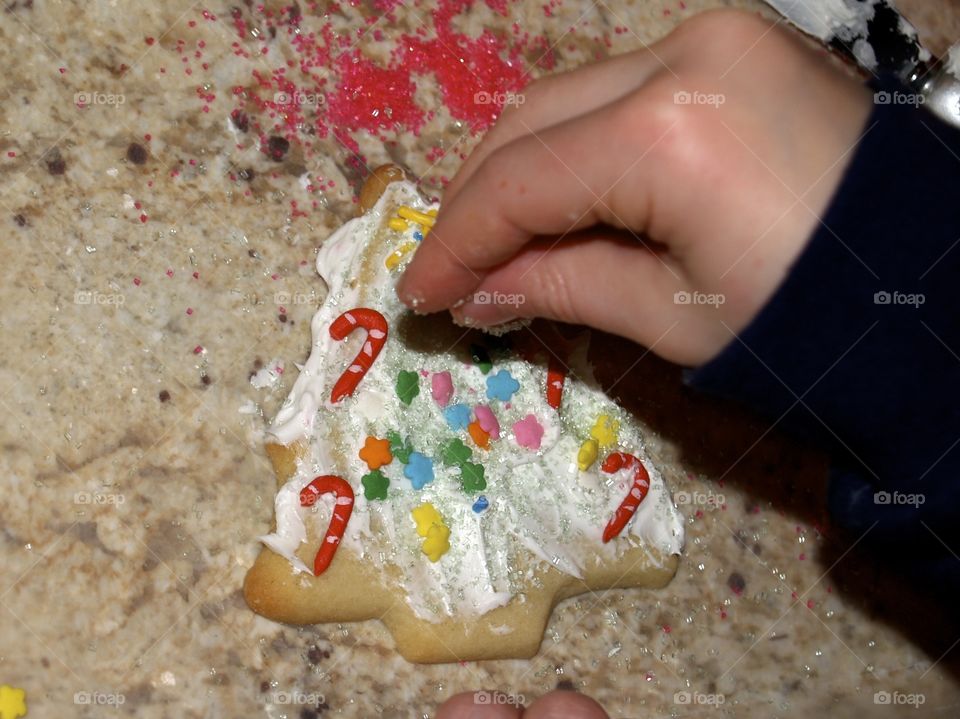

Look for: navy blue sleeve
[685,76,960,593]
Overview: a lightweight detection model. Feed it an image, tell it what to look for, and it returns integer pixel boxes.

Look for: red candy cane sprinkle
[299,475,355,576]
[546,356,565,410]
[328,308,388,403]
[600,452,651,543]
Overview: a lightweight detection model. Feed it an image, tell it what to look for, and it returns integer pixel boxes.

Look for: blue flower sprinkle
[486,369,520,402]
[404,452,435,490]
[472,495,489,513]
[443,403,472,431]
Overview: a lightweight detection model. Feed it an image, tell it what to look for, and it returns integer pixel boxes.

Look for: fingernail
[453,300,518,328]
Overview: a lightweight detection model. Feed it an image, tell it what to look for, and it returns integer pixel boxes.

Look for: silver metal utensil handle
[909,59,960,130]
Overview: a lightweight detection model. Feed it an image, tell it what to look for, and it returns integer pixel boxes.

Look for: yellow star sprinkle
[411,503,451,562]
[412,502,443,537]
[590,414,619,449]
[0,685,27,719]
[577,438,599,472]
[422,523,451,562]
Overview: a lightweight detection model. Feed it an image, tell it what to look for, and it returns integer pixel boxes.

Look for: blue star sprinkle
[486,369,520,402]
[443,403,472,431]
[404,452,435,490]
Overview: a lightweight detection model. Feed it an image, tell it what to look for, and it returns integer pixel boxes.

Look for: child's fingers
[397,94,667,313]
[443,48,664,206]
[450,234,694,362]
[435,692,522,719]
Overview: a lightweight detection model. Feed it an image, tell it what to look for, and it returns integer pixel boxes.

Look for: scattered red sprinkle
[58,67,66,74]
[662,624,671,634]
[192,271,199,279]
[806,599,815,609]
[145,37,155,45]
[144,134,152,142]
[133,277,141,286]
[193,345,204,354]
[140,214,148,223]
[166,269,174,278]
[798,553,806,560]
[186,307,194,315]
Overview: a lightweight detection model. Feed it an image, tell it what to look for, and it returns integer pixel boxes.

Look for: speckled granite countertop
[2,1,959,717]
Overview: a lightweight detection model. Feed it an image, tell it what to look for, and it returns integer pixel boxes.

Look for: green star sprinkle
[396,369,420,405]
[361,469,390,501]
[440,437,473,466]
[386,431,413,463]
[469,344,493,374]
[459,461,487,493]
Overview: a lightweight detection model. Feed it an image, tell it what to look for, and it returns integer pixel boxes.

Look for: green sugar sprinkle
[459,461,487,493]
[396,369,420,405]
[386,431,414,464]
[469,344,493,374]
[439,437,473,466]
[361,469,390,501]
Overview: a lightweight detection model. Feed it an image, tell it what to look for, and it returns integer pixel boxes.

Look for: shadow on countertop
[581,326,960,685]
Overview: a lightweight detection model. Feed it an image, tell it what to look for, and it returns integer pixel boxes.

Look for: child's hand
[397,9,872,366]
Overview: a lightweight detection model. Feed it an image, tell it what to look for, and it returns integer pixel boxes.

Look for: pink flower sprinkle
[474,405,500,439]
[431,371,454,407]
[133,277,141,286]
[193,345,204,354]
[186,308,194,316]
[512,414,544,450]
[166,269,174,278]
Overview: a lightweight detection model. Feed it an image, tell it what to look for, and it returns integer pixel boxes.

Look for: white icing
[260,180,684,621]
[947,44,960,82]
[250,359,285,390]
[764,0,876,41]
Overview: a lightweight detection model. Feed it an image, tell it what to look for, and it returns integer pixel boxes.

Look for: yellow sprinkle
[398,206,436,227]
[0,685,27,719]
[422,523,451,562]
[384,241,418,271]
[388,217,410,232]
[411,502,450,562]
[577,438,599,472]
[427,208,438,217]
[411,502,443,537]
[590,414,619,448]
